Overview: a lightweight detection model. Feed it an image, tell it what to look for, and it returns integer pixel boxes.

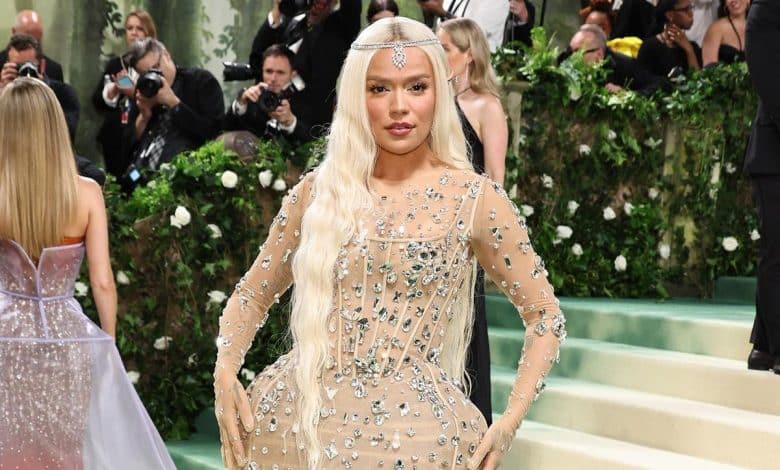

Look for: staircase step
[489,330,780,415]
[486,295,753,360]
[504,420,743,470]
[713,277,756,305]
[492,371,780,469]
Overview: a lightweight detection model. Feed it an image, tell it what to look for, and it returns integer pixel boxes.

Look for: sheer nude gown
[215,168,565,469]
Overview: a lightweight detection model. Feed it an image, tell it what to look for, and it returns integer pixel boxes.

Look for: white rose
[607,129,617,141]
[614,255,627,272]
[724,162,737,174]
[116,271,130,285]
[541,174,553,189]
[623,202,634,216]
[658,243,671,260]
[603,207,617,221]
[221,170,238,188]
[241,368,256,381]
[74,281,88,297]
[153,336,173,351]
[208,290,228,304]
[556,225,573,239]
[508,184,518,199]
[272,178,287,192]
[170,206,191,229]
[571,243,583,257]
[751,229,761,241]
[648,187,660,200]
[567,200,579,215]
[578,144,591,156]
[258,169,273,188]
[207,224,222,239]
[552,238,563,245]
[187,353,198,366]
[722,236,739,252]
[127,370,140,385]
[520,205,535,217]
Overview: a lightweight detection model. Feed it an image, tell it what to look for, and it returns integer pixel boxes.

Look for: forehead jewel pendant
[391,43,407,69]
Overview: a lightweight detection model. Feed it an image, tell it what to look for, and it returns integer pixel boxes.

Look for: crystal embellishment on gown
[215,169,564,469]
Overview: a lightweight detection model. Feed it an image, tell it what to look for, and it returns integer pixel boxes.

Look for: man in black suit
[568,24,663,96]
[249,0,361,134]
[503,0,536,48]
[224,45,313,144]
[0,10,63,82]
[744,0,780,375]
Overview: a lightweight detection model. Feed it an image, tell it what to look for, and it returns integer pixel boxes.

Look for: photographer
[0,10,63,82]
[224,45,313,143]
[121,38,223,178]
[418,0,509,52]
[249,0,361,133]
[0,34,105,185]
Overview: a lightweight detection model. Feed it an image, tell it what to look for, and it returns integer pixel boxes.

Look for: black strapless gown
[719,44,745,64]
[456,98,492,425]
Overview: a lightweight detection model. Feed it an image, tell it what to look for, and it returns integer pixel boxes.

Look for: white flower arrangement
[567,200,579,215]
[751,229,761,241]
[116,271,130,285]
[722,236,739,252]
[272,178,287,192]
[520,205,535,217]
[571,243,583,257]
[623,202,634,216]
[578,144,591,156]
[556,225,573,239]
[258,169,273,188]
[614,255,627,272]
[508,184,518,199]
[153,336,173,351]
[648,187,660,200]
[241,368,256,381]
[170,206,191,229]
[208,290,228,304]
[74,281,89,297]
[221,170,238,188]
[607,129,617,141]
[127,370,140,384]
[207,224,222,239]
[724,162,737,174]
[541,174,553,189]
[658,243,671,260]
[603,207,617,220]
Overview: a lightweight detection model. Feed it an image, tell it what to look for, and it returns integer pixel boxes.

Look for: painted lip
[385,122,415,136]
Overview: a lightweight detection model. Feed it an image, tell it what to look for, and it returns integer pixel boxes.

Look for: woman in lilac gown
[0,77,174,470]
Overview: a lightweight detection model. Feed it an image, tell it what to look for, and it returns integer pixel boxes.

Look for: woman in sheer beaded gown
[0,78,175,470]
[214,17,565,470]
[437,17,511,427]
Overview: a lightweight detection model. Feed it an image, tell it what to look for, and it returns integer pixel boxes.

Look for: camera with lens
[279,0,313,17]
[136,68,163,98]
[222,62,259,82]
[16,61,40,79]
[119,163,148,193]
[257,83,299,114]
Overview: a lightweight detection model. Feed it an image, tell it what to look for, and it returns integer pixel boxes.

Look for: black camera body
[223,62,259,82]
[119,163,148,193]
[16,61,40,79]
[279,0,313,17]
[136,68,164,98]
[257,84,298,114]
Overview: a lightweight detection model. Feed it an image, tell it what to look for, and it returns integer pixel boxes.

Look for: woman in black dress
[702,0,748,66]
[438,17,510,426]
[637,0,702,78]
[91,10,156,178]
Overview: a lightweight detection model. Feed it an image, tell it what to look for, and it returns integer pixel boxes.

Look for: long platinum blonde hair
[288,16,475,468]
[0,77,78,259]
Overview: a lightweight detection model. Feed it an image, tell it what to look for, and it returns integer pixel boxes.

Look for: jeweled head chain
[351,38,441,69]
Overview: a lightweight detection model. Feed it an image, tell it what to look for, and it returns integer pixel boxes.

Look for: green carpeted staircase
[166,277,780,469]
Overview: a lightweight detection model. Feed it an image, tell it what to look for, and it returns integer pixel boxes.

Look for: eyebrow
[366,74,433,82]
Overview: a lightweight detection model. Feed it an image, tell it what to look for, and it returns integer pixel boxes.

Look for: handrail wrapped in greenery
[81,27,758,439]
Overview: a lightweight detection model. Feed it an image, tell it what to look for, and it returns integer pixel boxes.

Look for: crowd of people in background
[0,1,747,192]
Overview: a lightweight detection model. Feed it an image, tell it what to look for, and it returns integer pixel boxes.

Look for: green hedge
[80,28,759,439]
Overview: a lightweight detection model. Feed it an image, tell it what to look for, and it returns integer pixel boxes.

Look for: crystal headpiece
[351,38,441,69]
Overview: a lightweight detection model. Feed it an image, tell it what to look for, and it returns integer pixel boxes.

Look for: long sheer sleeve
[471,179,566,432]
[214,173,313,379]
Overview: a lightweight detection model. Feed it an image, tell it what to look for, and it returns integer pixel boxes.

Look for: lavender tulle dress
[0,239,175,470]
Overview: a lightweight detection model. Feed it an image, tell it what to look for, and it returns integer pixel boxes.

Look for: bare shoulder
[475,93,505,118]
[78,176,103,199]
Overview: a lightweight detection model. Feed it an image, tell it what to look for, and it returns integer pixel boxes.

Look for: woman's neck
[454,72,471,96]
[373,144,437,183]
